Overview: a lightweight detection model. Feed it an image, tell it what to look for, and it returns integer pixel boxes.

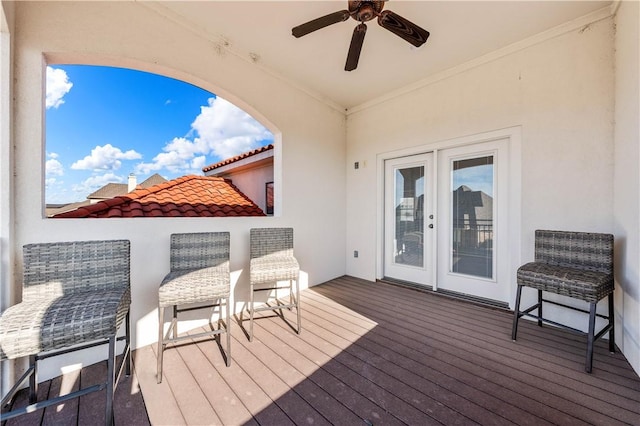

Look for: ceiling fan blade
[378,10,430,47]
[345,23,367,71]
[292,10,351,38]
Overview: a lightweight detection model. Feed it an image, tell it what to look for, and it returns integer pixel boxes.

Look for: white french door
[384,154,434,286]
[435,138,510,303]
[383,137,512,304]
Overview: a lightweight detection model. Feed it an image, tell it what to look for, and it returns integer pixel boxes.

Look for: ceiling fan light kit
[292,0,430,72]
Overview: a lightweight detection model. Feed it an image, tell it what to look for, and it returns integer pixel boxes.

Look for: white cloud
[135,137,200,174]
[71,143,142,171]
[135,97,272,175]
[192,97,272,159]
[46,158,64,176]
[71,172,124,196]
[190,156,207,170]
[45,177,61,187]
[46,67,73,109]
[45,177,71,204]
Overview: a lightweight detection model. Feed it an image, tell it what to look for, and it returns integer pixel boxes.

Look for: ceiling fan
[292,0,430,72]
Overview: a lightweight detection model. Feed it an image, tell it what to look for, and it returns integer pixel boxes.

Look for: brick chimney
[128,173,137,192]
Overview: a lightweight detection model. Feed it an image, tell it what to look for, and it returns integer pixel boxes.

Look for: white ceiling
[152,1,612,111]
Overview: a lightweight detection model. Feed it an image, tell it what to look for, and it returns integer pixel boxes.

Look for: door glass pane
[394,166,424,267]
[451,156,493,278]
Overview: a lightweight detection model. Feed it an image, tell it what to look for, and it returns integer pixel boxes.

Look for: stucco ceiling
[151,1,612,111]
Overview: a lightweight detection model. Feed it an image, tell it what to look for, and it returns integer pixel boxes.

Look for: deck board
[4,276,640,425]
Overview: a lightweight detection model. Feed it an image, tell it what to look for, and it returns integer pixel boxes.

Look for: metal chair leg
[608,293,615,353]
[157,306,165,384]
[172,305,178,339]
[289,279,294,311]
[586,301,597,373]
[296,274,302,335]
[226,297,231,366]
[28,355,38,404]
[249,283,255,342]
[512,285,523,341]
[106,336,116,426]
[125,311,132,376]
[537,289,543,327]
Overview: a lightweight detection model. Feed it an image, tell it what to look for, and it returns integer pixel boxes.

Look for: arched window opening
[45,65,275,218]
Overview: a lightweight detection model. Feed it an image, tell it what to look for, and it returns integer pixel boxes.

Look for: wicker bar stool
[157,232,231,383]
[512,230,615,373]
[0,240,131,425]
[247,227,301,341]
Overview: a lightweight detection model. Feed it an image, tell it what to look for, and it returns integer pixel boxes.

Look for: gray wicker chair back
[170,232,230,271]
[1,239,131,425]
[22,240,130,300]
[534,230,613,274]
[250,227,294,259]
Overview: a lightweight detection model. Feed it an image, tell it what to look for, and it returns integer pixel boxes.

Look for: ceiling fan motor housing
[348,1,385,22]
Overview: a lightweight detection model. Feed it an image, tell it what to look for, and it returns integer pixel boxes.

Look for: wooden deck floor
[6,276,640,425]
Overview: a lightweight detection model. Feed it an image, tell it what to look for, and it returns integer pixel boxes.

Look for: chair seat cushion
[159,267,230,307]
[250,257,299,285]
[517,262,613,302]
[0,289,130,360]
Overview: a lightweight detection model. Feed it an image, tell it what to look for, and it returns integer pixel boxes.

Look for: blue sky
[45,65,273,204]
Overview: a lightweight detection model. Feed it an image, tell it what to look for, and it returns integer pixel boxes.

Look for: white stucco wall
[214,162,274,214]
[613,0,640,375]
[1,0,15,400]
[7,1,346,381]
[347,16,615,279]
[346,14,620,357]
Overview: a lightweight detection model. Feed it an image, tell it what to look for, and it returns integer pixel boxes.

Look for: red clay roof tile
[202,144,274,172]
[52,175,265,218]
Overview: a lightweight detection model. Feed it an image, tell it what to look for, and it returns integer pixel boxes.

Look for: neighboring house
[203,144,274,215]
[52,175,265,218]
[452,185,493,229]
[87,173,167,203]
[45,200,92,217]
[46,173,167,217]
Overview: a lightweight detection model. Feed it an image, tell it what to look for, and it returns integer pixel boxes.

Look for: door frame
[376,126,522,307]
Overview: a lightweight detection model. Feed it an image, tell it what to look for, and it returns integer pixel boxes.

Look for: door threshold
[379,277,509,310]
[380,276,433,292]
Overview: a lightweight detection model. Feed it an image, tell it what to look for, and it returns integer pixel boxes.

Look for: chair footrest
[253,303,297,313]
[1,383,105,422]
[516,295,613,337]
[252,285,293,292]
[518,307,614,341]
[1,332,130,423]
[163,327,228,346]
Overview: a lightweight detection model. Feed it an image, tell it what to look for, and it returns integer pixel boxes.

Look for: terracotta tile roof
[202,144,273,173]
[53,175,265,218]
